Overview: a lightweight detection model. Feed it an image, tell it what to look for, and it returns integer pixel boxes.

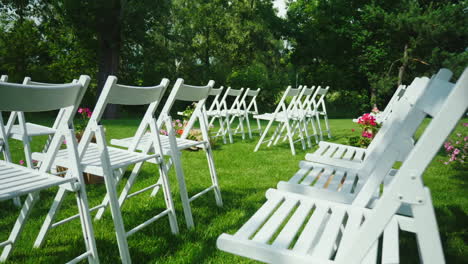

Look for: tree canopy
[0,0,466,117]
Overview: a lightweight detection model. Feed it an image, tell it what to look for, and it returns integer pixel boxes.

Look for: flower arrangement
[75,107,92,135]
[160,119,185,137]
[442,123,467,166]
[348,108,382,148]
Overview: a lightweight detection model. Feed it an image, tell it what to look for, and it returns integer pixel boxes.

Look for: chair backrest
[0,77,90,178]
[378,84,407,122]
[158,78,214,140]
[0,75,7,82]
[220,87,245,113]
[78,76,169,153]
[309,86,330,113]
[339,67,468,263]
[300,86,317,112]
[206,86,225,112]
[243,88,261,114]
[352,69,455,205]
[269,85,303,119]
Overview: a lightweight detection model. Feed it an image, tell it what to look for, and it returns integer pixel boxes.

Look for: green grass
[1,117,467,263]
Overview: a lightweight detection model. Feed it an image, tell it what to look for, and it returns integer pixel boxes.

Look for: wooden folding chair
[205,86,229,144]
[32,76,177,263]
[0,76,99,263]
[254,85,305,155]
[110,79,222,229]
[217,67,468,264]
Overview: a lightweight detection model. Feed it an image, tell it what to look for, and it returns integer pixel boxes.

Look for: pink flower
[63,139,67,145]
[78,108,84,114]
[444,162,449,165]
[453,148,460,155]
[463,123,468,127]
[19,160,24,165]
[362,131,373,139]
[87,112,92,118]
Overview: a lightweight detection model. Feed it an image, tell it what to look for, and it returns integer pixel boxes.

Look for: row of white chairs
[255,85,332,155]
[0,75,223,263]
[216,68,468,263]
[204,86,262,144]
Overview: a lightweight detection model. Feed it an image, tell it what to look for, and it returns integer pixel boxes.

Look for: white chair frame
[31,76,177,263]
[0,76,99,263]
[216,67,467,264]
[254,86,305,155]
[109,79,222,229]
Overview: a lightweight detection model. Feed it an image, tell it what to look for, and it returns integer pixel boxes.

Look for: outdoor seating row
[0,76,223,263]
[255,85,331,155]
[216,68,468,263]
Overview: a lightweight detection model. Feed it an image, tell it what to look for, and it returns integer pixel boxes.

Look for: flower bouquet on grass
[348,108,382,148]
[58,107,103,184]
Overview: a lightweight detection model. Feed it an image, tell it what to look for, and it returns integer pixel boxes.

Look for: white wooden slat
[313,168,334,188]
[311,207,346,259]
[252,198,299,243]
[272,201,314,249]
[323,146,338,158]
[332,146,346,159]
[334,211,364,260]
[382,218,399,264]
[289,166,311,184]
[235,195,284,239]
[342,148,355,160]
[340,172,358,194]
[300,167,324,186]
[0,171,40,184]
[315,144,329,156]
[293,205,329,253]
[353,149,366,162]
[327,169,346,191]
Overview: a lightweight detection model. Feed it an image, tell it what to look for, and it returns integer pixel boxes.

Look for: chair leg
[254,119,273,152]
[34,188,67,248]
[170,151,195,229]
[412,189,445,263]
[245,114,253,139]
[239,116,246,140]
[101,167,132,263]
[117,162,145,206]
[218,117,227,144]
[285,121,296,155]
[308,116,319,144]
[225,115,234,144]
[1,192,38,262]
[156,158,179,234]
[323,113,332,138]
[74,185,100,263]
[256,117,262,135]
[302,119,312,148]
[94,169,126,220]
[204,144,223,207]
[315,113,323,141]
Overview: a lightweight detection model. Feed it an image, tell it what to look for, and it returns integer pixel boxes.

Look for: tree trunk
[398,44,409,86]
[96,0,124,119]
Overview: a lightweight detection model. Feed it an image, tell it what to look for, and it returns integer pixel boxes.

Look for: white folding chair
[238,88,262,139]
[254,86,305,155]
[0,76,99,263]
[272,86,318,149]
[307,85,331,141]
[226,87,254,140]
[205,86,229,144]
[216,67,468,264]
[32,76,178,263]
[306,83,409,166]
[216,87,245,143]
[110,79,222,229]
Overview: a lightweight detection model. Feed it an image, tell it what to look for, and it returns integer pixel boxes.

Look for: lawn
[1,116,467,263]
